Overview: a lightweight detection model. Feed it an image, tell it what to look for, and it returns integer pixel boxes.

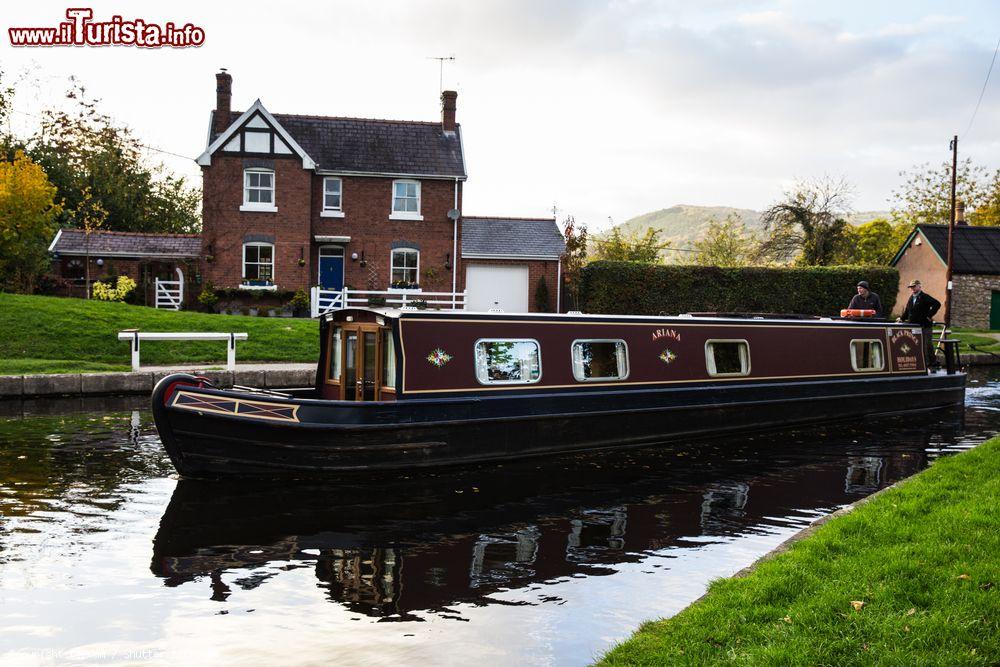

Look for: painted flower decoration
[900,343,912,355]
[427,348,453,367]
[659,348,677,364]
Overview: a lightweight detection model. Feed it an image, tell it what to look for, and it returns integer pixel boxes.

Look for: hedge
[579,262,899,317]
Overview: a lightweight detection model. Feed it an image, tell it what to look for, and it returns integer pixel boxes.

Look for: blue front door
[319,247,344,290]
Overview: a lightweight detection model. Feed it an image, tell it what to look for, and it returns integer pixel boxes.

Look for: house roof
[209,106,466,178]
[461,217,566,259]
[893,224,1000,274]
[49,229,202,259]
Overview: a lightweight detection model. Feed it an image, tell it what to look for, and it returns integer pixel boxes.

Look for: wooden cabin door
[339,324,382,401]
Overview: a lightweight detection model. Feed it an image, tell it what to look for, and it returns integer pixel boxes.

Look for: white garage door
[465,264,529,312]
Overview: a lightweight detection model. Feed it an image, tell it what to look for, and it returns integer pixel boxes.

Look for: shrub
[91,275,137,302]
[367,295,387,307]
[411,299,428,310]
[579,262,899,317]
[197,283,219,312]
[534,276,550,312]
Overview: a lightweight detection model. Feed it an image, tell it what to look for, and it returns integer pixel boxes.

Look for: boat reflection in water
[151,408,971,618]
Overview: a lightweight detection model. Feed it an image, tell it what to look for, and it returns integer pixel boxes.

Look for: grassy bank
[599,437,1000,665]
[952,328,1000,357]
[0,293,318,374]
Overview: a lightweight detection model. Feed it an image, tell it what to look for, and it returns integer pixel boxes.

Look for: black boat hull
[151,372,966,478]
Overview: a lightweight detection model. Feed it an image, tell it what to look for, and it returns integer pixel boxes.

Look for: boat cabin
[316,309,930,402]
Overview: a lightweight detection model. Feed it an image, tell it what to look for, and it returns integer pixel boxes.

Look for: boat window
[572,340,628,381]
[851,340,885,372]
[327,326,342,382]
[382,330,396,387]
[475,339,542,385]
[705,340,750,377]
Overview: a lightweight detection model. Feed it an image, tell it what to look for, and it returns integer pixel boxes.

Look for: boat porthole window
[474,339,542,385]
[571,339,629,382]
[850,340,885,372]
[327,326,342,383]
[705,340,750,377]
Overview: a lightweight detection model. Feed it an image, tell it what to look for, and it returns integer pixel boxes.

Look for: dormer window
[390,180,422,220]
[321,177,345,218]
[241,169,276,212]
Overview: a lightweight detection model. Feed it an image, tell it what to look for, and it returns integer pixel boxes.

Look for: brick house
[891,223,1000,329]
[196,70,565,313]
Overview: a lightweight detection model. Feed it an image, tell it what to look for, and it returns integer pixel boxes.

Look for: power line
[963,33,1000,139]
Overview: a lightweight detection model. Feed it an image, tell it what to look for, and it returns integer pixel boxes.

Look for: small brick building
[195,70,564,313]
[891,224,1000,329]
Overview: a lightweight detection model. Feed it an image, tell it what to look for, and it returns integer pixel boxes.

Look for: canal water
[2,369,999,666]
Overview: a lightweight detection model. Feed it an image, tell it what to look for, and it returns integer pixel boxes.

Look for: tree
[0,151,62,292]
[759,177,854,266]
[837,217,911,266]
[68,186,108,298]
[593,226,669,264]
[560,216,588,310]
[891,158,1000,227]
[692,214,761,267]
[28,78,200,233]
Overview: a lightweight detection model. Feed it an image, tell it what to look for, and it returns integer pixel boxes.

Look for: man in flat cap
[847,280,883,317]
[899,279,941,367]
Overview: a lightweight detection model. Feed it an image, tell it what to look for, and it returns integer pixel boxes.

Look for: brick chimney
[956,200,968,226]
[441,90,457,133]
[213,69,232,135]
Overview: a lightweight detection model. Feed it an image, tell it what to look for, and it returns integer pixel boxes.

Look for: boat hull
[151,372,966,478]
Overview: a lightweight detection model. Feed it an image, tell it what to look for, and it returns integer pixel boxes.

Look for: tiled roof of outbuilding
[214,110,466,178]
[49,229,202,258]
[461,217,566,259]
[901,224,1000,275]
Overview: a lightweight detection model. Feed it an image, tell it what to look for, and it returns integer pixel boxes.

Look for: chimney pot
[956,200,968,226]
[213,69,233,135]
[441,90,457,133]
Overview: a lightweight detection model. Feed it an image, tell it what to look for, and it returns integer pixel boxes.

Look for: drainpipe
[452,177,459,309]
[556,259,562,313]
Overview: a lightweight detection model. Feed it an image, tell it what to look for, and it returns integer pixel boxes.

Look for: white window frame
[850,339,885,372]
[389,179,423,221]
[474,338,543,385]
[390,248,420,288]
[571,339,629,382]
[320,177,345,218]
[242,242,275,287]
[240,168,277,212]
[705,339,751,377]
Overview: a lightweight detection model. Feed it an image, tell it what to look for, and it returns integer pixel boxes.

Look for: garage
[465,264,529,312]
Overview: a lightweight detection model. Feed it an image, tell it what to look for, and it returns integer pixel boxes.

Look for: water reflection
[149,405,974,619]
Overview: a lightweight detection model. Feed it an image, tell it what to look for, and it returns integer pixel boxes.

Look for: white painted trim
[48,229,63,253]
[322,176,343,213]
[237,284,278,291]
[243,168,276,208]
[320,210,346,218]
[243,241,275,285]
[314,235,352,243]
[456,126,468,180]
[390,247,420,286]
[462,253,561,260]
[196,99,317,169]
[389,213,424,222]
[240,205,278,213]
[391,179,421,218]
[315,169,467,181]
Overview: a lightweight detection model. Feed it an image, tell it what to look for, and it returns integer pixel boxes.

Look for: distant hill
[599,205,889,263]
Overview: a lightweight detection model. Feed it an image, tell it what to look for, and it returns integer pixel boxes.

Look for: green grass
[599,437,1000,666]
[0,293,319,374]
[950,328,1000,357]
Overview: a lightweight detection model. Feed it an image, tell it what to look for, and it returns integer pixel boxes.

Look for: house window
[390,248,419,288]
[243,169,275,208]
[391,180,420,217]
[243,243,274,285]
[851,340,885,372]
[323,177,342,211]
[572,340,629,382]
[382,330,396,387]
[475,339,542,385]
[705,340,750,377]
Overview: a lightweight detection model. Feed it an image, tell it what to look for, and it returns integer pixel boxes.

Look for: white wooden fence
[155,267,184,310]
[310,287,466,317]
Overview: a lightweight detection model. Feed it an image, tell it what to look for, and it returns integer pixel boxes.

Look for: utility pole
[944,135,958,333]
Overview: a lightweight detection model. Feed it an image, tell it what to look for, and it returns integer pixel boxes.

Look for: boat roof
[324,308,910,328]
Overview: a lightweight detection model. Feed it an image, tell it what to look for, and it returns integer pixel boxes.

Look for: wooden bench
[117,331,249,371]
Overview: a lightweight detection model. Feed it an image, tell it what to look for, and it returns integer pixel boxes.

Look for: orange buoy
[840,309,876,318]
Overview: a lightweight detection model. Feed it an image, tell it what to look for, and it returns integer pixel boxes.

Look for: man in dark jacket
[847,281,882,317]
[899,279,941,366]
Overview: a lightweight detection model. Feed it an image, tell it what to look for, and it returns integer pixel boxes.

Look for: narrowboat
[150,309,966,477]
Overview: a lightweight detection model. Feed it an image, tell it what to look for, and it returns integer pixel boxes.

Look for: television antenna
[427,55,456,93]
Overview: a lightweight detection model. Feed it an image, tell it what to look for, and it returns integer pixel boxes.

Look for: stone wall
[952,274,1000,329]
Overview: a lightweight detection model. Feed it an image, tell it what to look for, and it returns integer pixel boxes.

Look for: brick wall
[462,257,561,312]
[200,155,313,292]
[311,176,462,292]
[952,274,1000,329]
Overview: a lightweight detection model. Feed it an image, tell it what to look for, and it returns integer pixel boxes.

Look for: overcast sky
[3,1,1000,231]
